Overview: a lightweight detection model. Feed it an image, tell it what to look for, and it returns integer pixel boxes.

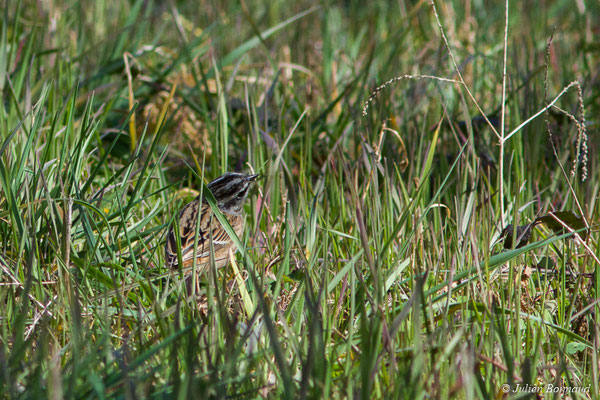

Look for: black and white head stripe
[207,173,258,213]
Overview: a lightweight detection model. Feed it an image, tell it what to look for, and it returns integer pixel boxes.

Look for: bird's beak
[246,174,260,181]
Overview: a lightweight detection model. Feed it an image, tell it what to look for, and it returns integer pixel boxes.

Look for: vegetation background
[0,0,598,398]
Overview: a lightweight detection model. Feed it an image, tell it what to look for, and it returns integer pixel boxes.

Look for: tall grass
[1,0,598,398]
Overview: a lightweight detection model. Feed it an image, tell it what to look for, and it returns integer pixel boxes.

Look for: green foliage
[0,0,598,398]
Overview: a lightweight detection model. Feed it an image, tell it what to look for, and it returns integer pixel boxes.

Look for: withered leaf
[500,222,538,249]
[535,211,588,240]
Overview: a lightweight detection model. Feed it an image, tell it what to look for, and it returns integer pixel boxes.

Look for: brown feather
[165,172,256,271]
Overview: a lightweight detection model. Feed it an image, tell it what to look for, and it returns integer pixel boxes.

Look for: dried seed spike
[362,74,459,117]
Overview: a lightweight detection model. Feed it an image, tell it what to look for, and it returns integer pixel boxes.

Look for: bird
[165,172,259,272]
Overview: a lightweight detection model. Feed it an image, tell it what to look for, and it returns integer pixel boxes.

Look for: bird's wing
[166,201,241,268]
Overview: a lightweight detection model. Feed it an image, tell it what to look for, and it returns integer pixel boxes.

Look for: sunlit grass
[0,1,598,398]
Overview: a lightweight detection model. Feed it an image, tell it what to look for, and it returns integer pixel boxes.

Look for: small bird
[165,172,258,271]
